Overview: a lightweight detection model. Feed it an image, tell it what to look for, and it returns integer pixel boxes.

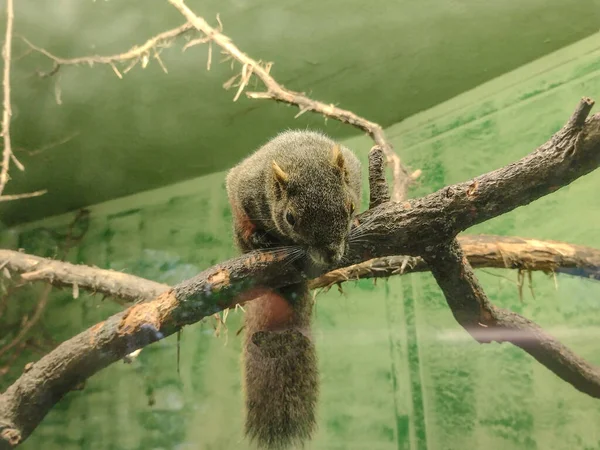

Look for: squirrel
[226,130,362,449]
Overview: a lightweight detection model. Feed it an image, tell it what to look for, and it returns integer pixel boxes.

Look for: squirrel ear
[331,144,350,180]
[331,144,345,171]
[271,160,289,185]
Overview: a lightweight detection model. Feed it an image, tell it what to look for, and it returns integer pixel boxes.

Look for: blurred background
[1,0,600,448]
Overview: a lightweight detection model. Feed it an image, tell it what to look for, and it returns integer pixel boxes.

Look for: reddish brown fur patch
[233,204,256,243]
[247,290,295,332]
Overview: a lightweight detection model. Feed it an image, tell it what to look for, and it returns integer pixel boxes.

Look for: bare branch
[422,239,600,398]
[14,132,79,157]
[309,234,600,290]
[167,0,415,200]
[0,0,15,197]
[0,249,168,302]
[347,98,600,261]
[367,145,390,208]
[2,232,597,303]
[0,190,47,202]
[0,0,48,204]
[20,22,195,77]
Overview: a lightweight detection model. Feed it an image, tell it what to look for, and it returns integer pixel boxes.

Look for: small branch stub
[368,145,391,208]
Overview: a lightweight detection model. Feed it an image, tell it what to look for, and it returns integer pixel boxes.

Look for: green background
[1,0,600,225]
[1,5,600,450]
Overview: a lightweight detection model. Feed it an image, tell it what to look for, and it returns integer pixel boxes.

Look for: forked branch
[0,98,599,449]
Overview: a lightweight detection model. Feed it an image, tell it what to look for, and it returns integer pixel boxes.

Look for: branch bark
[422,239,600,398]
[0,250,169,302]
[0,98,599,448]
[345,98,600,260]
[1,232,598,304]
[310,234,600,289]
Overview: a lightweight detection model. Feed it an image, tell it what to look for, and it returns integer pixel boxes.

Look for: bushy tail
[242,283,318,449]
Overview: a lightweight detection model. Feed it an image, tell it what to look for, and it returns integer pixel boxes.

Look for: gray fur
[226,129,362,264]
[226,130,362,450]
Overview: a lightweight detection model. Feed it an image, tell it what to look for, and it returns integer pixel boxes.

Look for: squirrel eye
[285,211,296,226]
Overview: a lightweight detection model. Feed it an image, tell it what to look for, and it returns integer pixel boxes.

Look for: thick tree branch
[1,233,597,304]
[310,234,600,289]
[0,250,302,449]
[422,239,600,398]
[346,98,600,260]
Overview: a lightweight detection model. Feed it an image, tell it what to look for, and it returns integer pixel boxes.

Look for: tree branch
[23,2,418,199]
[346,98,600,260]
[1,97,600,448]
[167,0,414,200]
[1,232,597,305]
[0,0,16,197]
[422,239,600,398]
[0,0,45,203]
[20,22,195,77]
[310,234,600,289]
[0,250,168,302]
[367,145,390,208]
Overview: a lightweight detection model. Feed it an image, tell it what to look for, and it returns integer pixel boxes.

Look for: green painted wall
[1,0,600,225]
[2,33,600,449]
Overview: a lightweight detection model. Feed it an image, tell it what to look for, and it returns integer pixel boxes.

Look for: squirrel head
[268,144,359,268]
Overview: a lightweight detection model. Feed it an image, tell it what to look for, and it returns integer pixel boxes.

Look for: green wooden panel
[1,33,600,449]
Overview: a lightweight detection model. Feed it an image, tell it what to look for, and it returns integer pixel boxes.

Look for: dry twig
[0,0,45,203]
[23,2,416,199]
[20,22,195,77]
[168,0,415,200]
[0,0,16,197]
[0,0,47,203]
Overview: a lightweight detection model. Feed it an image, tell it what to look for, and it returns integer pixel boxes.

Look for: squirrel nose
[308,246,342,266]
[323,246,343,264]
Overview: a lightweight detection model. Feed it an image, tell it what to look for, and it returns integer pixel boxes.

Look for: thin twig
[0,0,15,197]
[14,132,79,157]
[20,22,195,78]
[167,0,416,200]
[0,190,47,202]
